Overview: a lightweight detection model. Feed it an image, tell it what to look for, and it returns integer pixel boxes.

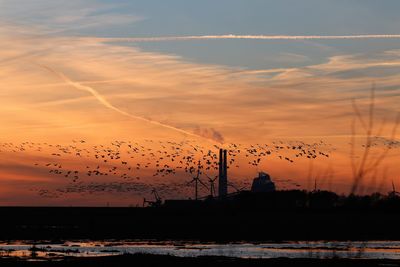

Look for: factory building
[251,172,276,193]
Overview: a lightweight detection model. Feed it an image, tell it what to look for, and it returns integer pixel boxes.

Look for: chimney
[218,148,228,198]
[218,148,223,185]
[224,149,227,183]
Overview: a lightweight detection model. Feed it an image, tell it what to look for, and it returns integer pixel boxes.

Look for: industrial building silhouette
[164,148,276,208]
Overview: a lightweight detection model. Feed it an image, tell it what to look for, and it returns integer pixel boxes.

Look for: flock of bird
[0,139,336,199]
[365,136,400,149]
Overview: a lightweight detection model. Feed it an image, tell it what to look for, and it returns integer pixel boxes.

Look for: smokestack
[224,149,227,184]
[218,148,223,185]
[218,149,228,198]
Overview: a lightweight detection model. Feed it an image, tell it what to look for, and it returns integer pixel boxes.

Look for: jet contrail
[90,34,400,43]
[39,65,221,143]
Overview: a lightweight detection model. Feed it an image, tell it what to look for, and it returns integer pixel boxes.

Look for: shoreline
[0,254,399,267]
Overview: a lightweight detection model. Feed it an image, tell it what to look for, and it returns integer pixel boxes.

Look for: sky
[0,0,399,206]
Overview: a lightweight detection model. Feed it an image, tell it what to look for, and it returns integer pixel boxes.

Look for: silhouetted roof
[251,172,276,193]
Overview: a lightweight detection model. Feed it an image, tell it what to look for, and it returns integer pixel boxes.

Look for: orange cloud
[0,23,399,205]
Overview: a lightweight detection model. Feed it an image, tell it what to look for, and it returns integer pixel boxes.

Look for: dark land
[1,190,400,241]
[0,254,400,267]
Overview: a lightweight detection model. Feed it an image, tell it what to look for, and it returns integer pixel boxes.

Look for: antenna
[187,161,208,200]
[205,174,217,197]
[143,188,162,207]
[209,177,217,197]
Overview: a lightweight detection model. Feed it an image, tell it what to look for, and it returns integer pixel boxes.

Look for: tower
[218,148,228,198]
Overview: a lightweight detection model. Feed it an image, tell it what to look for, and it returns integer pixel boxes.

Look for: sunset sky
[0,0,399,206]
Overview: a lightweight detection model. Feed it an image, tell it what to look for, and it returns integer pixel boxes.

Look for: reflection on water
[0,241,400,260]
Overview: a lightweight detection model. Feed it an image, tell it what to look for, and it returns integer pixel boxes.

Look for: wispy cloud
[1,30,399,143]
[0,0,143,36]
[38,64,223,143]
[1,11,400,203]
[91,34,400,43]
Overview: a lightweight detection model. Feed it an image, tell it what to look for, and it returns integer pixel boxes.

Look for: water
[0,240,400,259]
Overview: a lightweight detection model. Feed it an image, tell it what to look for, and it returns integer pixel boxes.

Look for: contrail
[39,65,221,143]
[90,34,400,43]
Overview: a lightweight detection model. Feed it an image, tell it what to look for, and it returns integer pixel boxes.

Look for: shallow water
[0,240,400,259]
